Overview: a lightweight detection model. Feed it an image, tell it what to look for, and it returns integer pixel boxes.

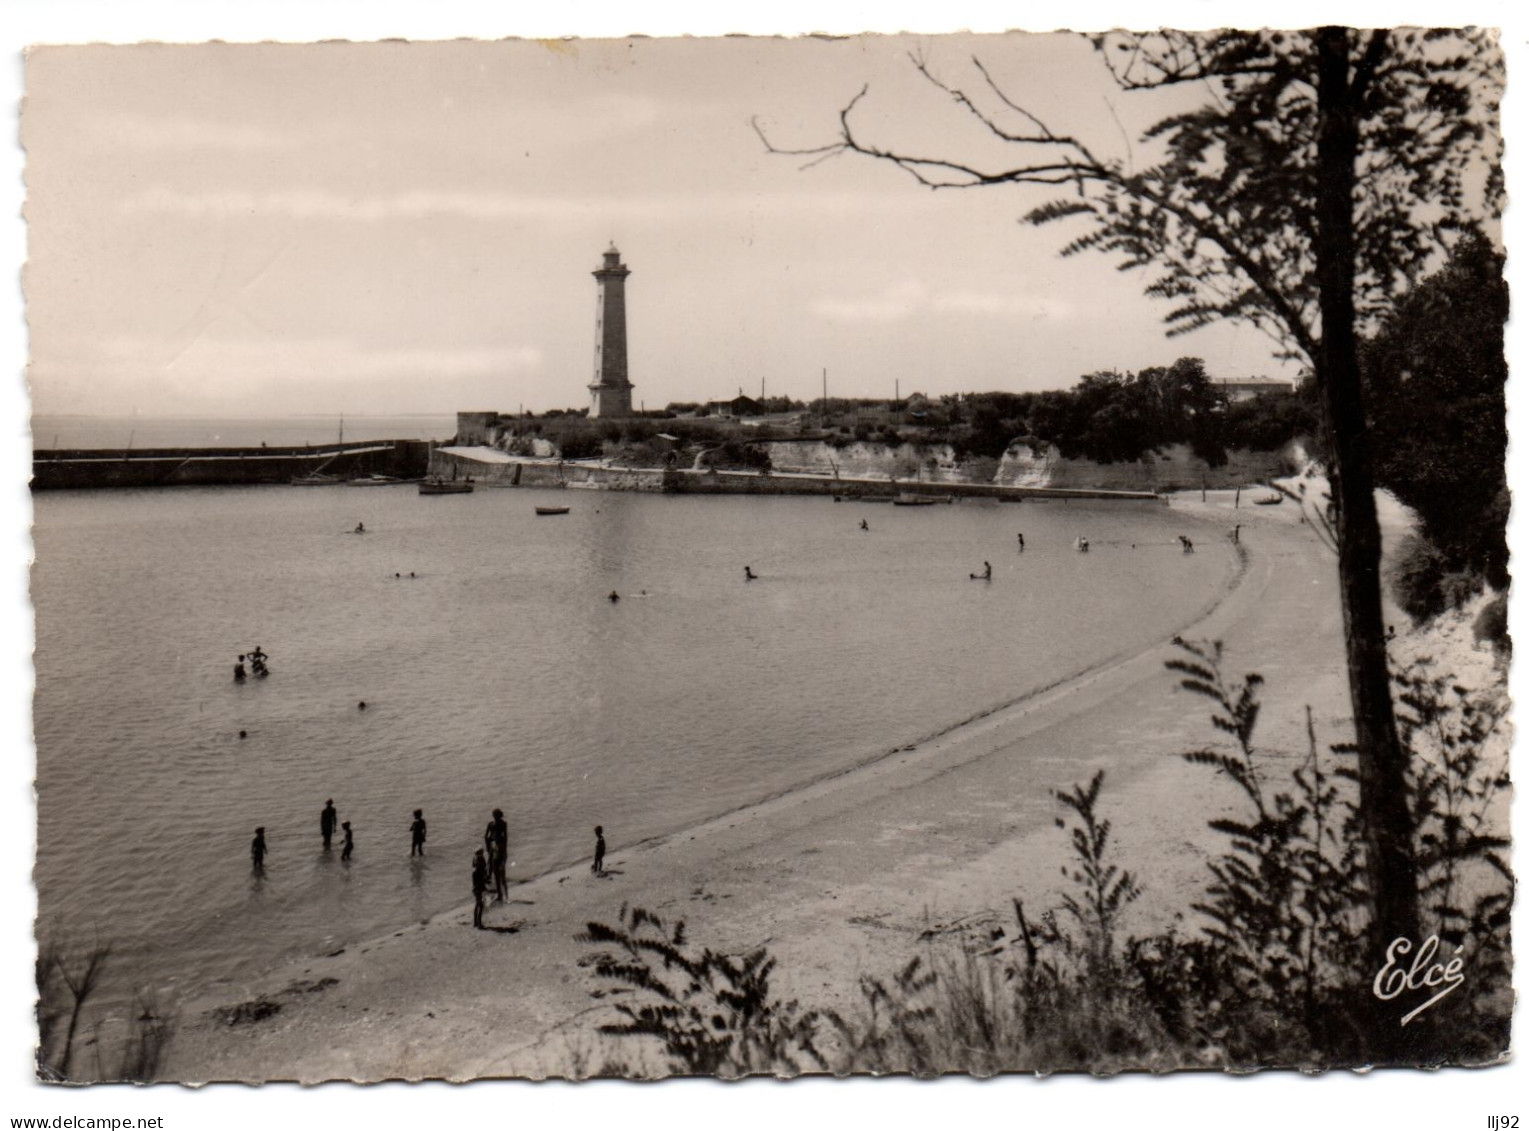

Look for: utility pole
[822,367,828,422]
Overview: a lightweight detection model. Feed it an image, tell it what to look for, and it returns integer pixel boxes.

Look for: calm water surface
[32,486,1232,1007]
[31,413,457,450]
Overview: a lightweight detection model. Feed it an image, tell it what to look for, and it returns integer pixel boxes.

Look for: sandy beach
[163,491,1355,1082]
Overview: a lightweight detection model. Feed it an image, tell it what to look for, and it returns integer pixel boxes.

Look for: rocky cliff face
[762,438,1296,491]
[766,440,963,482]
[996,442,1297,492]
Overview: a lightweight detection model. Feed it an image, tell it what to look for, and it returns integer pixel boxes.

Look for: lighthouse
[588,244,635,418]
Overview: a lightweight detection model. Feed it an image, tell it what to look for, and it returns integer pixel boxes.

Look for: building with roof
[1210,376,1298,403]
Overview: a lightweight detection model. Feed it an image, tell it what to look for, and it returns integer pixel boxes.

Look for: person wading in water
[320,799,337,850]
[485,809,509,901]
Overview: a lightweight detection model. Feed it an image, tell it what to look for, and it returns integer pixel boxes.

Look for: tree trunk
[1314,26,1422,1043]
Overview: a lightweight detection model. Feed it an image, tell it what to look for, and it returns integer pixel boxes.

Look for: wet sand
[164,491,1352,1082]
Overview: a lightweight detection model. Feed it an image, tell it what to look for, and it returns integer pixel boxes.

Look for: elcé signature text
[1372,934,1465,1025]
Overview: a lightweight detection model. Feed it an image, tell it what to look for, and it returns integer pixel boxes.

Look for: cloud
[118,185,933,224]
[932,290,1074,319]
[87,335,543,382]
[121,187,603,222]
[812,279,928,323]
[813,280,1073,324]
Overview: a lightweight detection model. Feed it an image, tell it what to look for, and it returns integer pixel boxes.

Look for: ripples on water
[32,486,1232,1006]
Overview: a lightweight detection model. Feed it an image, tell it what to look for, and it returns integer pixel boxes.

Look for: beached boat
[1253,492,1284,506]
[347,474,409,486]
[534,506,571,516]
[291,473,342,486]
[892,493,947,506]
[419,478,474,495]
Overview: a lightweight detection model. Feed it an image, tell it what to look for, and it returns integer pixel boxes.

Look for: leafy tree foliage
[761,29,1504,998]
[1021,357,1308,465]
[1363,232,1508,597]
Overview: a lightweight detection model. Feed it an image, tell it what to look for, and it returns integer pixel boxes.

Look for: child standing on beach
[471,849,489,929]
[251,827,267,872]
[410,809,427,857]
[592,826,606,876]
[340,820,354,862]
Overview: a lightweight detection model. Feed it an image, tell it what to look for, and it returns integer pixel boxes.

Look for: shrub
[1386,532,1483,623]
[573,642,1511,1073]
[576,905,830,1077]
[1472,593,1509,654]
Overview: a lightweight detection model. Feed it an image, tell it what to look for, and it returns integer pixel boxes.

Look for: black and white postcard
[4,4,1522,1129]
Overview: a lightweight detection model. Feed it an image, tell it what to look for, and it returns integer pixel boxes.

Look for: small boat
[347,474,405,486]
[292,473,342,486]
[1253,492,1284,506]
[419,478,474,495]
[534,506,571,516]
[892,493,945,507]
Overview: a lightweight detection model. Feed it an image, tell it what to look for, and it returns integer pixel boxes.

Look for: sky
[20,32,1325,420]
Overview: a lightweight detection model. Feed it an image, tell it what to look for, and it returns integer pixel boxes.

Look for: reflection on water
[32,485,1233,1007]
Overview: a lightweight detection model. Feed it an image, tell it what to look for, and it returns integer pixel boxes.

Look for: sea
[30,414,459,452]
[29,418,1238,1015]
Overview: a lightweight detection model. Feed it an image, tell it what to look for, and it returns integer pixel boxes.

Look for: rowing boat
[419,479,474,495]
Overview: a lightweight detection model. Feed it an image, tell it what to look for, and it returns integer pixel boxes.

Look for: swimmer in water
[744,566,757,581]
[355,523,366,534]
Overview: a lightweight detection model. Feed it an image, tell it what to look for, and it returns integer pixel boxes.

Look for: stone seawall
[429,452,667,491]
[430,450,1163,502]
[32,441,430,490]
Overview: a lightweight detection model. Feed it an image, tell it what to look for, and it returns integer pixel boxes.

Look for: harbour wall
[31,440,432,490]
[427,450,1165,502]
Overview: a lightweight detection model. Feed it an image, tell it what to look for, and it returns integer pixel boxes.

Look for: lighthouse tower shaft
[589,246,634,418]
